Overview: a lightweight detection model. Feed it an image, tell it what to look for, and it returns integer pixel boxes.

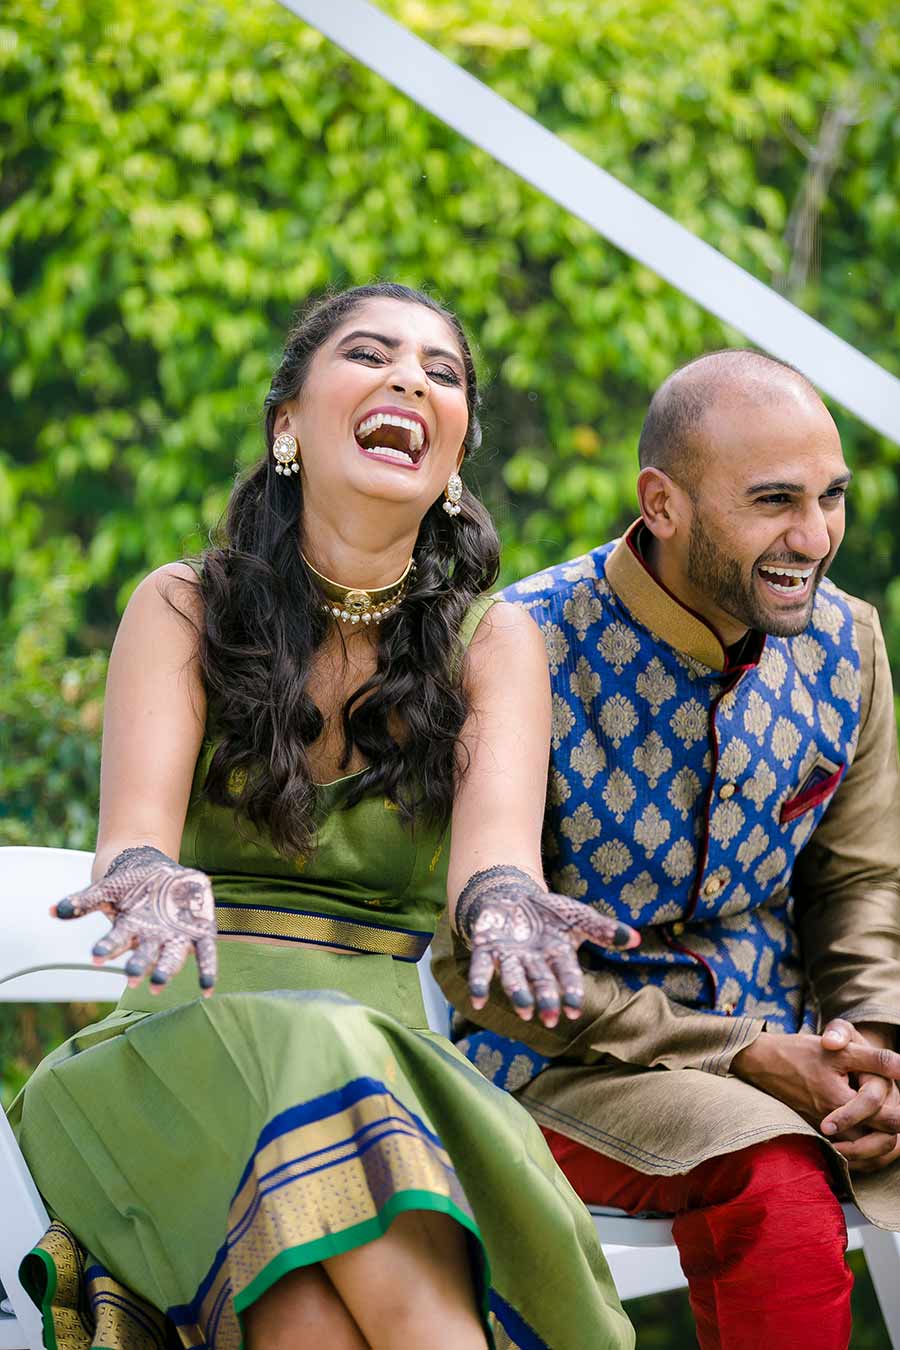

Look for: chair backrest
[0,847,127,1001]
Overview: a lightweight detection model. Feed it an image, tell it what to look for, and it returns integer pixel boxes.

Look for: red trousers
[543,1129,853,1350]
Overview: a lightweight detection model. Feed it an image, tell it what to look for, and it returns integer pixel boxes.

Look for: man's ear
[637,466,688,542]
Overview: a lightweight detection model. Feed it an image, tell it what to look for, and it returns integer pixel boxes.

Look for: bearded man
[433,350,900,1350]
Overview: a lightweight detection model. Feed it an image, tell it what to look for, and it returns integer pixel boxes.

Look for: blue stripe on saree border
[245,1074,446,1183]
[228,1119,455,1248]
[489,1289,550,1350]
[84,1264,169,1350]
[168,1076,452,1330]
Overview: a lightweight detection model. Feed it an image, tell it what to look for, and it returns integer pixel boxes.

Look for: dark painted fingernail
[124,959,144,977]
[613,923,633,948]
[512,990,534,1008]
[537,996,560,1012]
[199,975,215,989]
[56,899,77,919]
[92,941,112,958]
[469,982,488,998]
[562,992,582,1009]
[150,973,169,986]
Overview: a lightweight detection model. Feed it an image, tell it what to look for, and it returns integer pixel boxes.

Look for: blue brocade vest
[456,525,863,1093]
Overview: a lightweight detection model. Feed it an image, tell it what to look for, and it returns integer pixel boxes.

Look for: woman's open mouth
[354,407,429,470]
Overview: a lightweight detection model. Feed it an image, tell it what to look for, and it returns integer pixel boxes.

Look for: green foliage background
[2,0,899,849]
[1,1,899,1336]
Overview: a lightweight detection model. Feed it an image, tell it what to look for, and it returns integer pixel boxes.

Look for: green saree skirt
[11,943,632,1350]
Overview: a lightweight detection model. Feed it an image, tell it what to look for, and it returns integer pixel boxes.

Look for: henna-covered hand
[53,845,218,994]
[455,865,639,1028]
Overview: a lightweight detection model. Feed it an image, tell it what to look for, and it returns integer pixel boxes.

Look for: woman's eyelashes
[344,346,461,386]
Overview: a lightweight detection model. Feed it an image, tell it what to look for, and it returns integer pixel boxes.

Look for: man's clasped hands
[733,1019,900,1173]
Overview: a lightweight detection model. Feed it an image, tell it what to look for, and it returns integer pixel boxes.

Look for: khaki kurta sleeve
[430,915,764,1077]
[793,599,900,1028]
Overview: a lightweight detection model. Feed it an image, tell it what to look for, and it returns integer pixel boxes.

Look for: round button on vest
[671,921,686,936]
[703,876,723,898]
[720,1001,736,1015]
[718,782,736,800]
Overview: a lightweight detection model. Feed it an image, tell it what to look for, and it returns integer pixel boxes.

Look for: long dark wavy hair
[195,283,500,857]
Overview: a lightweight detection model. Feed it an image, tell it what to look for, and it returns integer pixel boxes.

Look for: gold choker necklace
[301,552,416,625]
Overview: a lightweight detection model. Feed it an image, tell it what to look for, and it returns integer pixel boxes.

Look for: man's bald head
[638,350,822,496]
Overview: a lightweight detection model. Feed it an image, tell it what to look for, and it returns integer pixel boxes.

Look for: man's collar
[604,521,764,674]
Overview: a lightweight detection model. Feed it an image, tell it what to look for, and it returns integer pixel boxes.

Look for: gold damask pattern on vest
[456,530,862,1095]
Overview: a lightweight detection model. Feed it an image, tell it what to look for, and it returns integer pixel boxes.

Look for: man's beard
[686,512,821,639]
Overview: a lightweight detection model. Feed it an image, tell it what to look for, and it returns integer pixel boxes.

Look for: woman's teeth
[356,412,425,452]
[758,564,815,593]
[366,445,414,464]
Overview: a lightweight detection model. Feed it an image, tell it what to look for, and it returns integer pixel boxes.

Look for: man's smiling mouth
[757,562,817,596]
[354,408,428,468]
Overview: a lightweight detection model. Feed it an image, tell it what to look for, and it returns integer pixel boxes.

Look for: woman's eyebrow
[337,330,464,369]
[422,344,464,367]
[338,329,400,348]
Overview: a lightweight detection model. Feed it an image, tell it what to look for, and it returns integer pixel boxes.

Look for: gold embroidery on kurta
[551,693,576,748]
[635,656,677,715]
[550,864,588,898]
[792,633,827,677]
[515,571,556,595]
[709,799,745,846]
[634,803,671,858]
[599,693,638,747]
[662,968,705,1001]
[475,1044,504,1081]
[755,847,788,888]
[812,593,846,640]
[819,701,844,750]
[737,824,769,865]
[743,689,772,744]
[717,737,752,780]
[598,621,641,674]
[548,767,571,806]
[562,581,603,638]
[757,945,775,990]
[662,837,696,882]
[723,936,757,975]
[742,760,777,808]
[590,838,633,883]
[541,621,570,674]
[670,698,708,747]
[758,646,788,695]
[668,766,702,819]
[770,717,802,767]
[569,655,602,711]
[790,674,816,726]
[559,802,602,851]
[570,729,607,789]
[632,731,672,788]
[830,656,860,708]
[619,870,659,919]
[561,554,597,583]
[602,768,636,822]
[650,898,684,923]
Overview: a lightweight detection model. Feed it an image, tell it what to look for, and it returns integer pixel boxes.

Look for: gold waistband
[214,903,431,962]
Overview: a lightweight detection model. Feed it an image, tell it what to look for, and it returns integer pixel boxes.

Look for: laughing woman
[10,284,635,1350]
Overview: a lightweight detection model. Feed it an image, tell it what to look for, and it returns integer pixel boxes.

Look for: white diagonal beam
[278,0,900,443]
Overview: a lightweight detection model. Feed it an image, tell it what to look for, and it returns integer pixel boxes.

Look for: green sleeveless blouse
[182,592,497,940]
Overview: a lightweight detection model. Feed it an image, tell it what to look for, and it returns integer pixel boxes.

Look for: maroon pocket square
[779,763,846,825]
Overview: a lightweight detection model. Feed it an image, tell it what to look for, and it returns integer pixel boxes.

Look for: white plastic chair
[4,847,900,1348]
